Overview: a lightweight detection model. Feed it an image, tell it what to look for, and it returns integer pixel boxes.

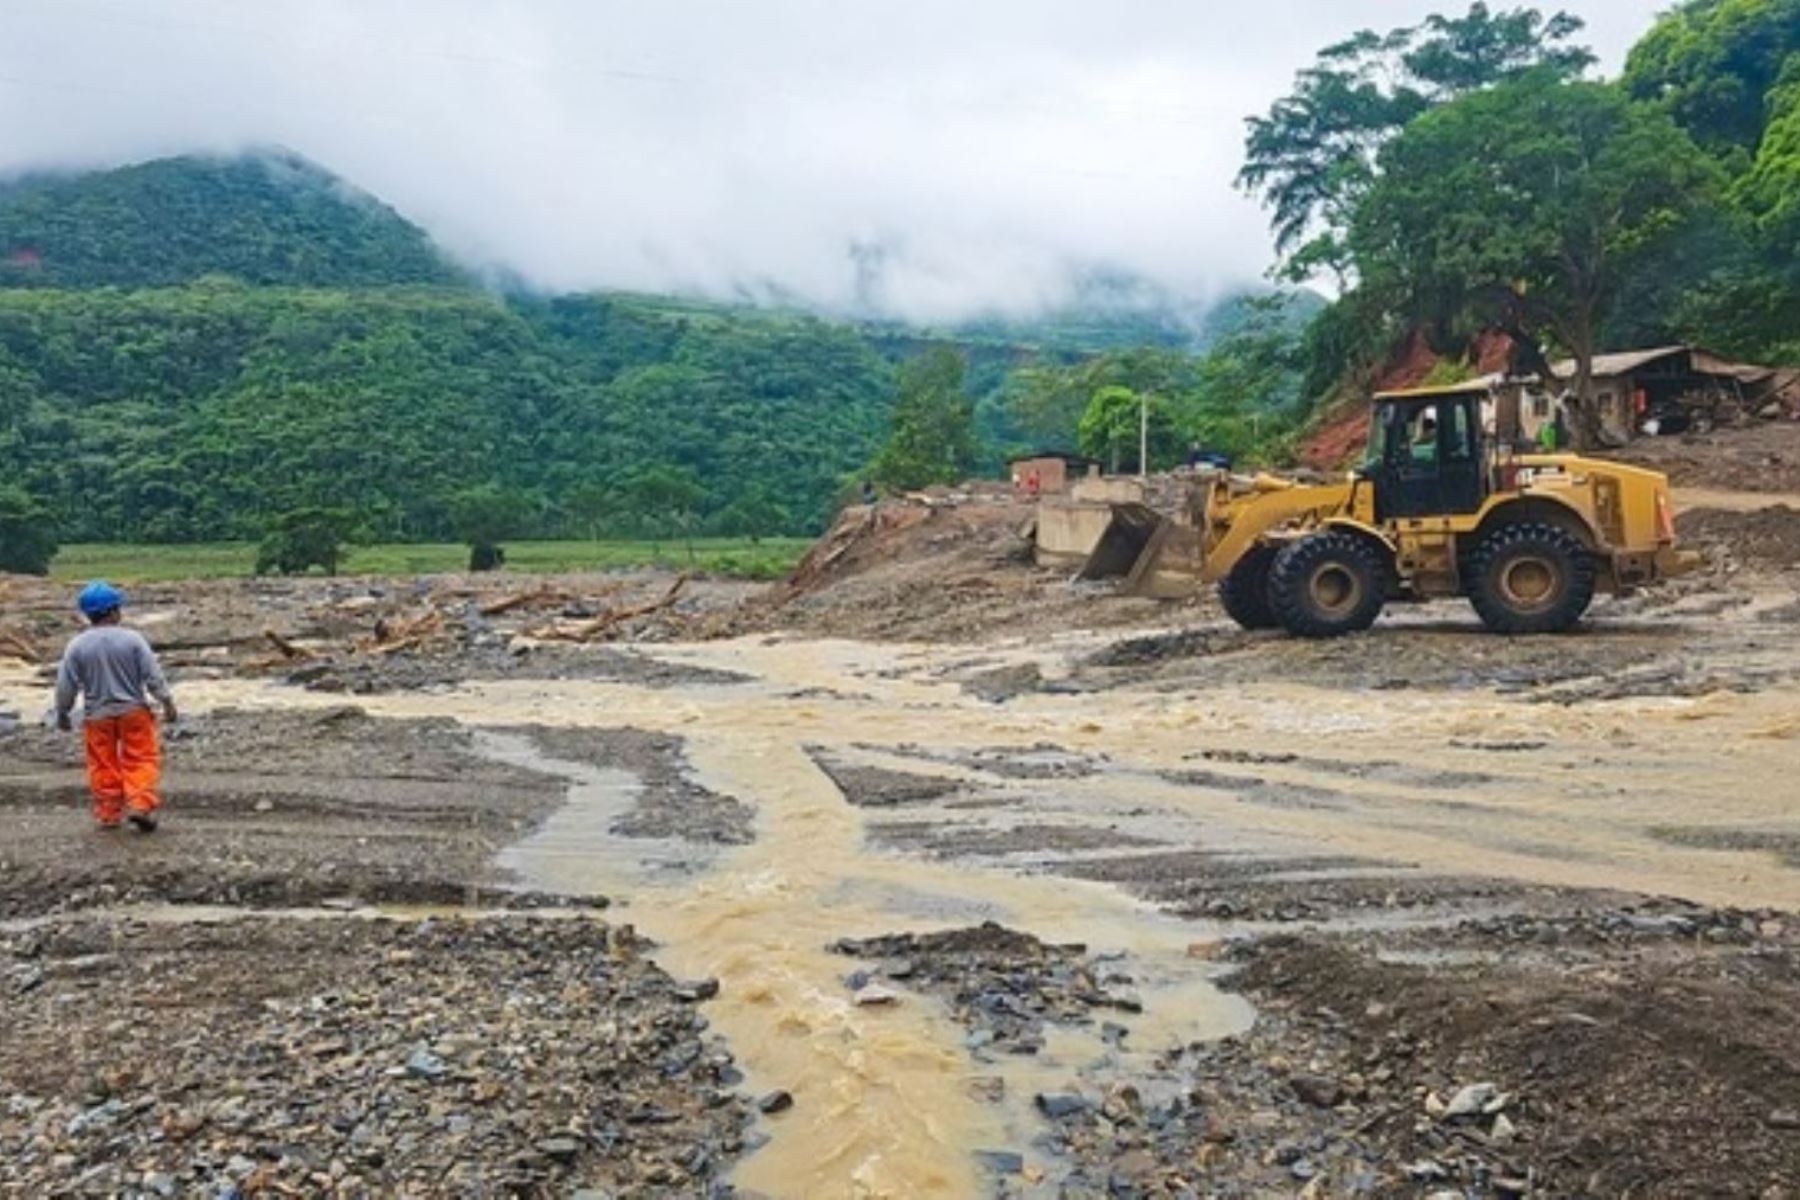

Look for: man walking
[54,582,177,832]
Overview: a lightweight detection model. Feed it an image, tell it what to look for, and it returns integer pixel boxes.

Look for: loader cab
[1365,392,1486,521]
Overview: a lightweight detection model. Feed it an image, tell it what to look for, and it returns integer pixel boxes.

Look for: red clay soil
[1298,402,1371,471]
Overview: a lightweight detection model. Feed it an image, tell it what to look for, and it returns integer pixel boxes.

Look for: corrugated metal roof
[1691,350,1778,383]
[1550,346,1688,378]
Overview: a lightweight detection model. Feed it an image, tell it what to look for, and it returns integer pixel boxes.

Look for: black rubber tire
[1268,531,1388,638]
[1217,545,1278,630]
[1466,521,1595,634]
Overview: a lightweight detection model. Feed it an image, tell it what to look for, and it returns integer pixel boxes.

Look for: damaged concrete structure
[1034,474,1211,599]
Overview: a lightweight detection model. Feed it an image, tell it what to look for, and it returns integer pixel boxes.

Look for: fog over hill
[1,0,1659,321]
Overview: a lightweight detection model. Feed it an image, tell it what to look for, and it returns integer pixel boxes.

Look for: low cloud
[1,0,1661,320]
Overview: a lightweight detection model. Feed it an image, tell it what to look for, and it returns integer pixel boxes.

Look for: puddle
[484,733,698,885]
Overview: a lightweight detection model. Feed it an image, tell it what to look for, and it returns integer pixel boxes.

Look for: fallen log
[479,587,561,617]
[528,575,688,642]
[263,629,318,661]
[480,580,624,617]
[372,609,444,646]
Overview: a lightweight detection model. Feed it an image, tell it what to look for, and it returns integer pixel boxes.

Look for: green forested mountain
[0,152,1310,547]
[0,283,892,543]
[0,152,459,289]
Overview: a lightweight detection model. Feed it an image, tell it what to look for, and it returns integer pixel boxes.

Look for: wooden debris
[528,576,689,642]
[263,629,318,661]
[0,628,41,664]
[476,584,601,617]
[371,609,444,647]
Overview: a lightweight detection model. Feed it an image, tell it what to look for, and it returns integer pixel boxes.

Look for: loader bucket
[1076,503,1204,599]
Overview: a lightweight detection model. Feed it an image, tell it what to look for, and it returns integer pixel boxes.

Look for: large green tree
[867,346,976,491]
[1240,3,1594,282]
[448,485,532,571]
[1077,387,1181,473]
[1623,0,1800,160]
[1182,301,1309,460]
[1735,64,1800,282]
[1351,73,1718,446]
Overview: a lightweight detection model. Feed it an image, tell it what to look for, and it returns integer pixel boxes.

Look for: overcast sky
[2,0,1664,319]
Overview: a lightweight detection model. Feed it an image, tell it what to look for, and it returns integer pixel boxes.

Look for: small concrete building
[1008,451,1100,496]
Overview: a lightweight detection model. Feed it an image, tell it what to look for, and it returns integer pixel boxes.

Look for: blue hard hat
[76,581,124,617]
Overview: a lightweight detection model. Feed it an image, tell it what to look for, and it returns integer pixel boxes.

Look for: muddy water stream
[479,726,1252,1197]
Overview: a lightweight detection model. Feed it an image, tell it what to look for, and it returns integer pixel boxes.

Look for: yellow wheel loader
[1189,386,1696,637]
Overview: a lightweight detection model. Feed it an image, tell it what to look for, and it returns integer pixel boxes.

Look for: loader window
[1363,405,1394,469]
[1372,396,1487,519]
[1445,401,1474,459]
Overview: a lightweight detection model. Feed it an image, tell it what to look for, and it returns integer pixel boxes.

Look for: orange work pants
[83,708,161,824]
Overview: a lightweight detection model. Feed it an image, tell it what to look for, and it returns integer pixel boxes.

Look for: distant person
[1025,469,1041,498]
[860,480,877,506]
[1539,407,1570,452]
[1411,411,1439,461]
[53,582,177,832]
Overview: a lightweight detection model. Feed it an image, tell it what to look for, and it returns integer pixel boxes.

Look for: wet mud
[0,707,571,919]
[4,504,1799,1195]
[524,725,755,846]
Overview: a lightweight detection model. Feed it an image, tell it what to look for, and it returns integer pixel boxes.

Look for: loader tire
[1268,531,1387,639]
[1218,546,1278,630]
[1467,521,1594,634]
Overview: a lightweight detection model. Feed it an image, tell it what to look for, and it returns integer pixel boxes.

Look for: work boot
[127,809,159,834]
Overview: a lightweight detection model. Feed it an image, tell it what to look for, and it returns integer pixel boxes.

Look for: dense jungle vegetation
[0,154,1307,550]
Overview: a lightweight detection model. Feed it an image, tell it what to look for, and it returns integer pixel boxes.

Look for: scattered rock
[1289,1073,1343,1108]
[674,978,721,1002]
[853,984,901,1007]
[537,1135,580,1162]
[404,1047,448,1080]
[1036,1091,1089,1120]
[757,1091,793,1115]
[974,1148,1025,1174]
[1443,1081,1498,1119]
[966,1076,1005,1104]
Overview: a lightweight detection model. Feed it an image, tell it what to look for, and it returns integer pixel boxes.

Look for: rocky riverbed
[3,500,1798,1194]
[0,914,752,1197]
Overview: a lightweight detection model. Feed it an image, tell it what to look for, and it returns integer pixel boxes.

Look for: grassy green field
[49,539,811,584]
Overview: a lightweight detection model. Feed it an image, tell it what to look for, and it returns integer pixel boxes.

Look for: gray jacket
[54,626,173,722]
